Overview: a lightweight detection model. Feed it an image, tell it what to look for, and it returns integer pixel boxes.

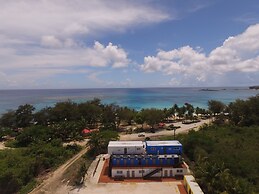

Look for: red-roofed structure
[82,128,92,134]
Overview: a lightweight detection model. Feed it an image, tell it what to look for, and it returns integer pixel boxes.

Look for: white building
[108,141,145,155]
[111,165,188,178]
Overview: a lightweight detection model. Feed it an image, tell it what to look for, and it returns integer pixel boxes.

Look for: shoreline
[1,87,257,115]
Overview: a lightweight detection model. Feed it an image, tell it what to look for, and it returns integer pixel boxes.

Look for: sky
[0,0,259,89]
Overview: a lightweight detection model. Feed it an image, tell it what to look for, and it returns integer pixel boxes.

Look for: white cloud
[0,0,170,40]
[0,0,171,88]
[140,24,259,85]
[41,35,63,48]
[87,42,129,68]
[0,41,129,76]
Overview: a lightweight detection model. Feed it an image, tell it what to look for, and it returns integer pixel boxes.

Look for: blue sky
[0,0,259,89]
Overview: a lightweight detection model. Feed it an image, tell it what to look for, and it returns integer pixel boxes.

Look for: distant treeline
[1,95,258,130]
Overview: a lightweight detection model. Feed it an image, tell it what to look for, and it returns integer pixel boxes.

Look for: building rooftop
[146,140,182,146]
[108,141,144,147]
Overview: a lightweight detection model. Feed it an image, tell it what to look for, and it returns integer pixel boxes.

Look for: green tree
[87,130,119,156]
[50,121,85,141]
[141,108,165,128]
[116,107,136,125]
[135,112,144,128]
[100,104,117,130]
[185,103,195,119]
[177,106,187,118]
[15,126,52,147]
[51,101,78,122]
[78,101,102,128]
[228,96,259,126]
[208,100,225,116]
[194,158,251,194]
[34,107,54,126]
[15,104,35,128]
[0,110,16,128]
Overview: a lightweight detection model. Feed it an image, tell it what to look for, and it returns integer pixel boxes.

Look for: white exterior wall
[108,141,145,155]
[108,146,145,155]
[111,167,187,178]
[184,175,204,194]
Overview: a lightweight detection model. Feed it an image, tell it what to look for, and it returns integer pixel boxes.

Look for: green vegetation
[161,96,259,194]
[177,124,259,193]
[62,153,93,186]
[208,100,226,115]
[0,95,258,193]
[0,99,127,193]
[87,130,119,156]
[0,141,80,194]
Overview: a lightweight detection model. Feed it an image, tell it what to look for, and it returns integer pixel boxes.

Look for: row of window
[115,158,175,165]
[150,147,180,151]
[116,169,183,175]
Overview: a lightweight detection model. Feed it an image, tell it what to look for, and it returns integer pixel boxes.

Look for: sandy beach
[120,118,211,140]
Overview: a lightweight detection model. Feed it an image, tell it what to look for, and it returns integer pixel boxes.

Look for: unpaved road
[30,145,89,194]
[0,142,6,150]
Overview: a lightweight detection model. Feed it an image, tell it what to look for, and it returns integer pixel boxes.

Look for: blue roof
[146,140,182,146]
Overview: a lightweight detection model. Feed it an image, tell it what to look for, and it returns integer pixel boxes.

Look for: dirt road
[30,146,89,194]
[0,142,6,150]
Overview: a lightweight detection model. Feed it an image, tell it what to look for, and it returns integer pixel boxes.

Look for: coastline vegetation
[0,96,258,193]
[160,96,259,193]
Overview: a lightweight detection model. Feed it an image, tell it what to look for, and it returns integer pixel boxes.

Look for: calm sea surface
[0,87,258,115]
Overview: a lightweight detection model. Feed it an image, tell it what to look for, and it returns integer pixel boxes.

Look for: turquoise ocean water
[0,87,258,115]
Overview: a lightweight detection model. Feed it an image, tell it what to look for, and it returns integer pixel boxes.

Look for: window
[159,158,163,164]
[177,169,183,173]
[136,148,140,150]
[151,147,156,151]
[117,171,123,174]
[139,170,144,173]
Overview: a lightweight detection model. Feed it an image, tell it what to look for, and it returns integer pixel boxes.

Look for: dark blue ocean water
[0,87,258,115]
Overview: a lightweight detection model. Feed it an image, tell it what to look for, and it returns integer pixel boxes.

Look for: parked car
[138,133,145,137]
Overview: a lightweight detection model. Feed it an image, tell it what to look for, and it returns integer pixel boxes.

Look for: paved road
[120,119,211,140]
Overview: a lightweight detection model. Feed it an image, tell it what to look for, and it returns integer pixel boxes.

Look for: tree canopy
[87,130,119,156]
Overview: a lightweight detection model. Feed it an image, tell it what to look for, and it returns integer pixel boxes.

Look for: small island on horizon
[249,86,259,90]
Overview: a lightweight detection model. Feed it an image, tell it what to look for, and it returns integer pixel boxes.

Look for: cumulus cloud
[0,41,129,74]
[0,0,171,88]
[140,24,259,85]
[86,42,129,68]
